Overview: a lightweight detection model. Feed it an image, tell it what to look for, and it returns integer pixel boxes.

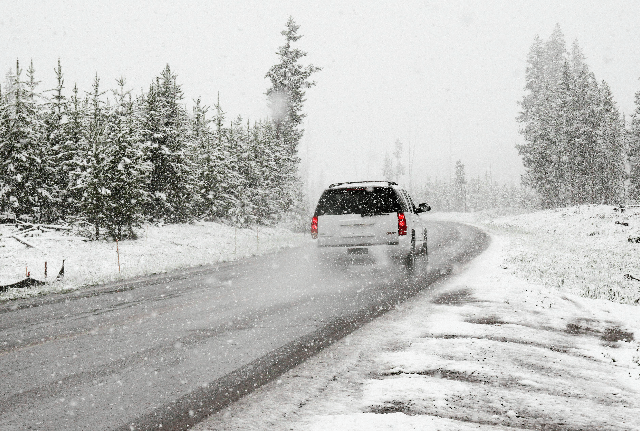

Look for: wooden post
[45,261,47,278]
[116,239,121,273]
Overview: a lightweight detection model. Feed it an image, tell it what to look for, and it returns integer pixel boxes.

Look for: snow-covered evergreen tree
[101,78,150,239]
[517,27,567,208]
[140,65,195,223]
[629,90,640,201]
[0,60,47,219]
[265,17,321,218]
[454,160,467,211]
[195,97,243,221]
[596,81,626,204]
[225,116,253,225]
[190,97,211,218]
[242,120,267,224]
[43,59,72,220]
[25,60,55,221]
[64,83,90,217]
[248,119,286,224]
[393,139,405,182]
[382,153,394,181]
[79,74,109,238]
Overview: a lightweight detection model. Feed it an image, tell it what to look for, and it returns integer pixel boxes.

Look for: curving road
[0,220,488,430]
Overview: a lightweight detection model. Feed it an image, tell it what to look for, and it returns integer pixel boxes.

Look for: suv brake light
[311,216,318,239]
[397,212,407,236]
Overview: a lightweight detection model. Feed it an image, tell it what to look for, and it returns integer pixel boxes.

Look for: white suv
[311,181,430,261]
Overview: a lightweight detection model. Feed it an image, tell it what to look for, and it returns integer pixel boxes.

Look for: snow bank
[0,222,309,301]
[441,205,640,305]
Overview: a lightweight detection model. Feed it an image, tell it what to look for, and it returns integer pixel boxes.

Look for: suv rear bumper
[315,240,414,261]
[317,234,408,248]
[317,240,399,247]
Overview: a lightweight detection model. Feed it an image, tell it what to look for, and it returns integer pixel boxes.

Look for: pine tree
[517,26,567,208]
[64,83,90,217]
[101,78,150,239]
[190,97,213,218]
[454,160,467,211]
[196,96,242,220]
[0,60,46,219]
[140,65,195,223]
[266,17,321,130]
[25,60,55,221]
[382,153,394,181]
[393,139,405,181]
[556,58,580,204]
[254,119,288,222]
[265,17,321,216]
[246,120,277,224]
[226,116,252,225]
[595,81,625,204]
[44,59,72,220]
[629,90,640,201]
[0,80,7,214]
[79,74,108,238]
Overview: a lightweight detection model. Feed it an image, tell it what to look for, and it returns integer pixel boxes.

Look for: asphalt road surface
[0,220,488,430]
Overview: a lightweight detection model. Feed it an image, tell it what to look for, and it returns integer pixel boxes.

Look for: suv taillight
[311,216,318,239]
[397,212,407,236]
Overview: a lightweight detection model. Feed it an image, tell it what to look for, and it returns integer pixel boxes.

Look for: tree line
[413,160,539,213]
[0,17,319,239]
[517,24,640,209]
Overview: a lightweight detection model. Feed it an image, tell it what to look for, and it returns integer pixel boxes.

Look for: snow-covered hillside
[0,222,309,301]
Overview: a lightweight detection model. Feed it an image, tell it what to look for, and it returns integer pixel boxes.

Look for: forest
[517,24,640,209]
[417,25,640,212]
[0,18,319,239]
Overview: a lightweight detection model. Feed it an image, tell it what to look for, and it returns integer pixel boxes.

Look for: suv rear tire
[421,229,428,256]
[406,230,416,268]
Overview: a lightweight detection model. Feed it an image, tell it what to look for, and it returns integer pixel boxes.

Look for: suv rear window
[314,187,402,216]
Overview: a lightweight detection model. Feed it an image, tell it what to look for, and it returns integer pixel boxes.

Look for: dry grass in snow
[447,205,640,305]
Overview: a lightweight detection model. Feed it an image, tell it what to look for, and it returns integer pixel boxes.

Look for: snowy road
[0,221,487,430]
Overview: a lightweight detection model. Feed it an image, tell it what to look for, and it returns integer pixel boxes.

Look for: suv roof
[328,180,398,189]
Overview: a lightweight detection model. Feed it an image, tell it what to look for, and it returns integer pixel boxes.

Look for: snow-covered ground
[194,205,640,430]
[461,204,640,305]
[0,221,309,301]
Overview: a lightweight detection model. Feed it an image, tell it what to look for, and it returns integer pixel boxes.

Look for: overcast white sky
[2,0,640,200]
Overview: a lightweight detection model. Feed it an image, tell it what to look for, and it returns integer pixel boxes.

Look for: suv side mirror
[417,203,431,213]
